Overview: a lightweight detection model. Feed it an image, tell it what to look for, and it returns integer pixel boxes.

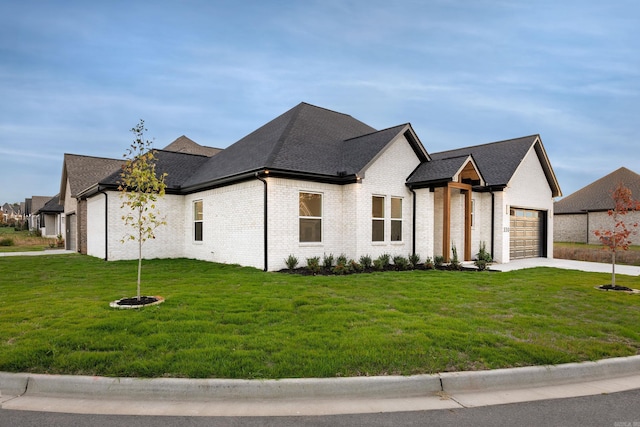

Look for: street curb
[440,355,640,392]
[2,355,639,401]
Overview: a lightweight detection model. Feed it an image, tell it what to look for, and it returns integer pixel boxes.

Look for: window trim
[193,199,203,242]
[372,195,385,242]
[390,196,403,242]
[299,191,323,244]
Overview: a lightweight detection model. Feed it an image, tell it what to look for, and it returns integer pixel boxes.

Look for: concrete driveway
[489,257,640,276]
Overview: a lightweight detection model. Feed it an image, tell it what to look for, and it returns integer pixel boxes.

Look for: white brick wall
[502,145,555,262]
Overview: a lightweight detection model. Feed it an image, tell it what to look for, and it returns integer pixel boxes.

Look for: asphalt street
[2,388,639,427]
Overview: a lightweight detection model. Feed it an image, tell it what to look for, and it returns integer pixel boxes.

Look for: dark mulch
[598,284,633,291]
[115,296,160,306]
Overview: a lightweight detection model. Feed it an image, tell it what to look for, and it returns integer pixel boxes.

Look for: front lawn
[0,228,55,252]
[1,255,639,379]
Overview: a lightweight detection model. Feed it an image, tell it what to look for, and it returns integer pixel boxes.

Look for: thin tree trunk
[612,249,616,287]
[137,207,142,301]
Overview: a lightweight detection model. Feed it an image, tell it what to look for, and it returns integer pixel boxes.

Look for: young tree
[593,182,640,287]
[118,120,167,301]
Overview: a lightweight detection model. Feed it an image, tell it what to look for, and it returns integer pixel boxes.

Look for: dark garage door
[510,208,545,259]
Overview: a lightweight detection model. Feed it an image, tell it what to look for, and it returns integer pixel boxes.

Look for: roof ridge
[154,149,210,158]
[343,123,405,142]
[65,153,122,162]
[263,103,306,169]
[433,134,539,155]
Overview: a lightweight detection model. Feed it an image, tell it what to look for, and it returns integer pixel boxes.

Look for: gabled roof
[36,194,63,214]
[181,103,428,191]
[425,135,561,197]
[163,135,222,157]
[30,196,51,215]
[555,167,640,214]
[60,154,124,202]
[88,150,211,195]
[407,154,484,187]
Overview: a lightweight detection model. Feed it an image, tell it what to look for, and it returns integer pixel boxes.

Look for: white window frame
[372,195,385,242]
[390,196,403,242]
[299,191,323,244]
[193,199,203,242]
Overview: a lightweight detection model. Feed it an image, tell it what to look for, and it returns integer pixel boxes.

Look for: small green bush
[284,254,299,270]
[359,255,372,269]
[349,259,363,272]
[450,245,461,270]
[408,253,420,269]
[322,253,334,269]
[393,255,409,271]
[373,259,384,271]
[306,256,321,274]
[378,253,391,269]
[424,257,435,270]
[0,238,14,246]
[434,256,445,268]
[336,253,348,266]
[332,262,350,275]
[474,241,492,271]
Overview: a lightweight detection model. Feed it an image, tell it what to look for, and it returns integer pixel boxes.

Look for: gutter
[255,172,268,272]
[490,191,495,260]
[97,187,108,261]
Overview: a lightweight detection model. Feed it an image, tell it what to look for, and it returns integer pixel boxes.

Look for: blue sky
[1,0,638,204]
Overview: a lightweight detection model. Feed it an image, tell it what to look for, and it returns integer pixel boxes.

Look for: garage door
[66,213,76,252]
[510,208,545,259]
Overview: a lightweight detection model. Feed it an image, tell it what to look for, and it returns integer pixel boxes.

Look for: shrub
[434,255,445,268]
[393,255,409,271]
[424,256,435,270]
[322,253,334,269]
[450,244,461,270]
[349,259,363,272]
[306,256,321,274]
[408,253,420,269]
[284,254,299,270]
[373,259,384,271]
[359,255,372,269]
[474,241,492,271]
[0,238,14,246]
[332,262,350,275]
[336,253,348,266]
[378,253,391,269]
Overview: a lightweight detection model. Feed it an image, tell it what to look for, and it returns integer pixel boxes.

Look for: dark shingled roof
[61,154,124,199]
[37,194,63,214]
[555,167,640,214]
[407,155,472,185]
[183,102,383,188]
[430,136,538,187]
[98,150,211,192]
[163,135,222,157]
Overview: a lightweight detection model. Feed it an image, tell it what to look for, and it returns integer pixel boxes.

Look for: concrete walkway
[0,249,75,257]
[489,257,640,276]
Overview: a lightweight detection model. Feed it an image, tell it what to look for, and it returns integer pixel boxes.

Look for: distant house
[77,102,561,270]
[35,194,64,238]
[59,154,124,253]
[554,167,640,245]
[27,196,51,231]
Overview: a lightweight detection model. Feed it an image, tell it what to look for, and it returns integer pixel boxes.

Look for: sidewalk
[0,249,75,257]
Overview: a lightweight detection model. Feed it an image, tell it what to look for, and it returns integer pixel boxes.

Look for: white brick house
[78,103,561,271]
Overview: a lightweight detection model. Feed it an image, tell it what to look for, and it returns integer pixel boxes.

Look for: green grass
[1,255,639,379]
[0,228,53,252]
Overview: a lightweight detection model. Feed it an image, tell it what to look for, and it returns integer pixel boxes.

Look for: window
[193,200,203,241]
[391,197,402,241]
[299,192,322,242]
[372,196,385,241]
[471,199,475,227]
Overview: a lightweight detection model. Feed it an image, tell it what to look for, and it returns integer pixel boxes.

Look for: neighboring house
[554,167,640,245]
[59,154,124,253]
[163,135,222,157]
[77,102,561,271]
[35,194,64,238]
[27,196,51,231]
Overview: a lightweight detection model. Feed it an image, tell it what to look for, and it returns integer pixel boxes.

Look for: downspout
[255,172,268,271]
[97,188,108,261]
[409,187,417,256]
[490,191,495,260]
